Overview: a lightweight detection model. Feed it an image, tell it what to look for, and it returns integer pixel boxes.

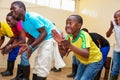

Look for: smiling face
[65,15,82,34]
[6,15,17,27]
[114,11,120,26]
[10,2,25,21]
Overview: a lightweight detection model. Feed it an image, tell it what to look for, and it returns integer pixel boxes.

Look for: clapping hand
[19,44,28,54]
[52,29,64,43]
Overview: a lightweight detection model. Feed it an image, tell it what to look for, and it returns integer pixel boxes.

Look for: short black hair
[70,14,83,25]
[6,12,16,19]
[7,12,13,17]
[115,10,120,14]
[11,1,26,11]
[7,12,21,21]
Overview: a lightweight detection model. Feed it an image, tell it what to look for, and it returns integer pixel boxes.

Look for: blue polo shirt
[22,12,57,40]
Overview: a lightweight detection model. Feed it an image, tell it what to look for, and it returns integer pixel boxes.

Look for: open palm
[52,29,63,43]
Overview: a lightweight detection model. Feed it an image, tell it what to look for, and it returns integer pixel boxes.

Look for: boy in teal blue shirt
[10,1,65,80]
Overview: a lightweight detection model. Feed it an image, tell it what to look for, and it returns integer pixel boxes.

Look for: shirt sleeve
[29,15,45,29]
[3,23,14,38]
[5,28,14,38]
[83,32,91,48]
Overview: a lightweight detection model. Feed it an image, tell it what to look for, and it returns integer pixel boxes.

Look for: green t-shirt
[66,30,102,64]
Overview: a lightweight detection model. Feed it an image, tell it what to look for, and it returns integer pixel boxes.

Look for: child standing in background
[106,10,120,80]
[52,14,103,80]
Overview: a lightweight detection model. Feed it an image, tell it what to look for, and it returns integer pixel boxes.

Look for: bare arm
[23,27,47,59]
[27,34,35,45]
[58,44,68,57]
[61,39,89,58]
[0,36,14,54]
[0,36,5,48]
[68,43,89,58]
[30,27,47,48]
[10,29,26,49]
[106,21,114,37]
[3,37,14,48]
[52,29,89,58]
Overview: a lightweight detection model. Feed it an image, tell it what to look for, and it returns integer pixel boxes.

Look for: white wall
[78,0,120,57]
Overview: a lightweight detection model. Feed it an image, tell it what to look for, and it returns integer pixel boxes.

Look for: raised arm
[106,21,114,37]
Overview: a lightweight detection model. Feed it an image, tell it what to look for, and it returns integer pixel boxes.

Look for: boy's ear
[77,23,82,29]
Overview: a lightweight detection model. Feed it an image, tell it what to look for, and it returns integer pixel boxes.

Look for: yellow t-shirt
[67,30,102,65]
[0,22,14,37]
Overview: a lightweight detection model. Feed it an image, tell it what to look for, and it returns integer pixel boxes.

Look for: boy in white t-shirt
[106,10,120,80]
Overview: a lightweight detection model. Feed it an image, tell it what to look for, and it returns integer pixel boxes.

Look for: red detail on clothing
[11,27,20,38]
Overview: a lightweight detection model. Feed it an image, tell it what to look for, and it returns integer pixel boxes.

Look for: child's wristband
[29,45,34,51]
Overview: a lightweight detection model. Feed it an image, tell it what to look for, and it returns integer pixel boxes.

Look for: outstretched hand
[61,38,71,49]
[19,44,28,54]
[52,29,72,57]
[0,47,6,55]
[52,29,64,43]
[0,45,12,55]
[19,44,32,59]
[110,21,114,28]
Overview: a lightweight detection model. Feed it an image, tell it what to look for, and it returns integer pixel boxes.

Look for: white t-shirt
[113,22,120,52]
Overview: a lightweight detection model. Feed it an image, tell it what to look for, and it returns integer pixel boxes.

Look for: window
[49,0,61,9]
[22,0,75,11]
[61,0,75,11]
[23,0,36,4]
[37,0,49,6]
